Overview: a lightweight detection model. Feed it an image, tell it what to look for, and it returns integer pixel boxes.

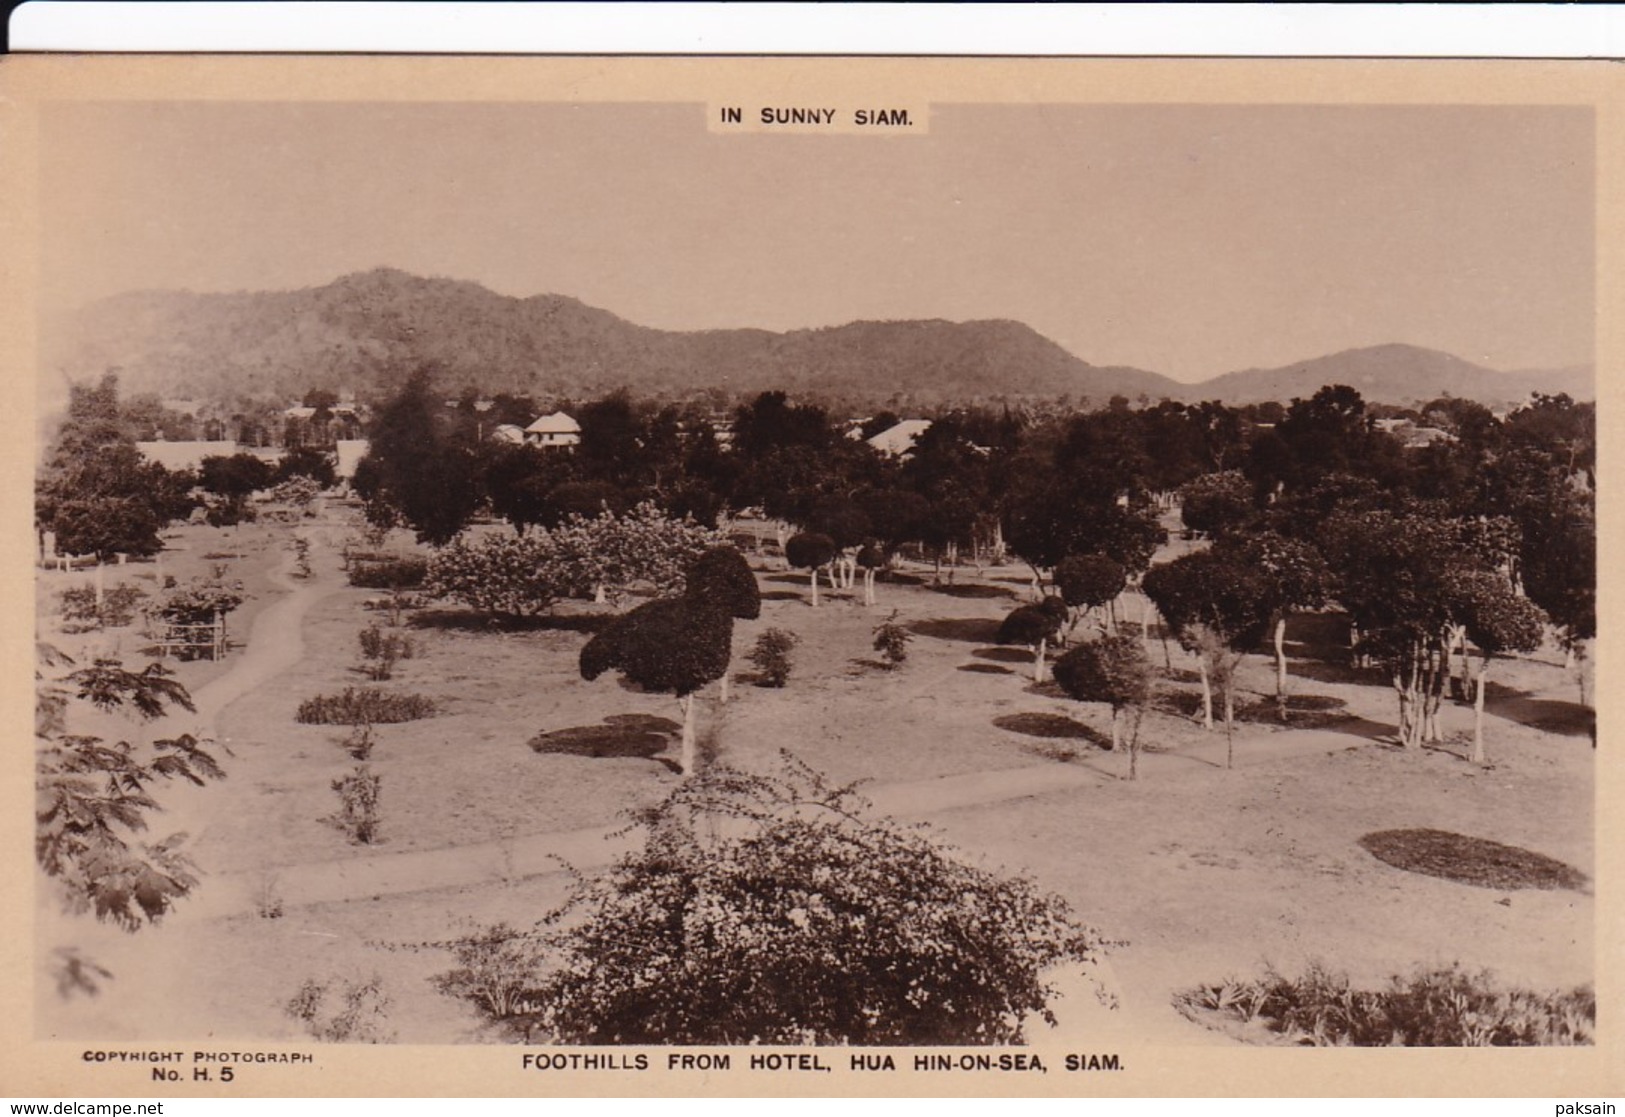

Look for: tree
[36,372,191,559]
[579,547,761,775]
[1178,470,1254,539]
[275,446,339,489]
[1321,507,1513,749]
[1054,554,1127,636]
[1142,550,1270,747]
[1053,635,1153,777]
[785,532,837,607]
[36,651,225,937]
[996,598,1069,683]
[359,368,483,545]
[1455,572,1545,765]
[1222,531,1332,719]
[518,757,1110,1043]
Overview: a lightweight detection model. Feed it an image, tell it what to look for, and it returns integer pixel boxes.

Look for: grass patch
[297,687,437,725]
[959,663,1012,675]
[1358,829,1588,892]
[1175,962,1593,1046]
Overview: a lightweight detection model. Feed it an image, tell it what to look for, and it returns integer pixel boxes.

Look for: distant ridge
[1197,343,1593,407]
[49,269,1591,408]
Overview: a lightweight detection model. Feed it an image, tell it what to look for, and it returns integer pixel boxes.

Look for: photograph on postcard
[3,56,1615,1096]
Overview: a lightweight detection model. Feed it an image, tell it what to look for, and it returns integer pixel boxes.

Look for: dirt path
[161,522,353,843]
[178,718,1376,920]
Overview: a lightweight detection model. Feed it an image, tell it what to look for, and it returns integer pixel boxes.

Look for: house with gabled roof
[525,411,582,448]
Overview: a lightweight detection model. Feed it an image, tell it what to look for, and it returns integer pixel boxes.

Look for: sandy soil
[35,510,1596,1045]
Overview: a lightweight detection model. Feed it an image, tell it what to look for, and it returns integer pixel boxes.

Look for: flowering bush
[511,755,1111,1044]
[424,504,726,619]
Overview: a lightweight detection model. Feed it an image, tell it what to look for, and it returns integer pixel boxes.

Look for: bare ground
[35,512,1595,1045]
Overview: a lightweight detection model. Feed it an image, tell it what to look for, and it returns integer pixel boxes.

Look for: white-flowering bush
[425,504,726,619]
[425,534,574,619]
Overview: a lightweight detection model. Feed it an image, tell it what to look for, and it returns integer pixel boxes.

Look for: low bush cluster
[58,583,147,629]
[1175,962,1593,1046]
[297,687,435,725]
[348,556,429,590]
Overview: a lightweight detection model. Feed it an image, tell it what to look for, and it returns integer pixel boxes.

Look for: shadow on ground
[911,617,1003,644]
[972,646,1033,664]
[410,608,610,635]
[529,713,682,772]
[1483,681,1594,738]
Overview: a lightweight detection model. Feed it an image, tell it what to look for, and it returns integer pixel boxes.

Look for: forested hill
[50,268,1178,406]
[50,268,1590,407]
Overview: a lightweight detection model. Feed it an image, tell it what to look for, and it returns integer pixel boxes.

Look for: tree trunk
[1224,685,1235,768]
[1110,708,1121,752]
[719,671,731,705]
[1034,637,1047,684]
[809,568,819,607]
[95,561,105,609]
[678,694,697,777]
[1273,616,1289,721]
[1197,658,1213,730]
[1471,654,1488,766]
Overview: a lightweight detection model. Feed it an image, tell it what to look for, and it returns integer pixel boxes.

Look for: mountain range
[46,267,1593,409]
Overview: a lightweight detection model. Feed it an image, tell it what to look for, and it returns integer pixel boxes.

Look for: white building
[525,411,582,448]
[866,419,933,459]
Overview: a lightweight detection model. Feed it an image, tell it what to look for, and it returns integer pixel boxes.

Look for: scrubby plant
[291,536,313,578]
[358,625,415,681]
[747,628,799,687]
[58,583,147,629]
[1175,962,1593,1047]
[329,765,382,845]
[269,475,323,512]
[517,755,1112,1044]
[341,722,376,761]
[432,921,550,1040]
[284,974,395,1043]
[871,610,912,668]
[298,688,435,725]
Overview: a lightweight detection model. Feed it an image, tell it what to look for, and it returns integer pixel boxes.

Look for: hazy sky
[39,101,1593,382]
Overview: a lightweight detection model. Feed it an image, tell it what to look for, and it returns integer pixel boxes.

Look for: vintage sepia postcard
[0,53,1619,1099]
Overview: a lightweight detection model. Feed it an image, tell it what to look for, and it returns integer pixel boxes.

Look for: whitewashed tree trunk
[809,568,820,607]
[1471,655,1489,765]
[1197,657,1214,730]
[1273,616,1289,719]
[679,694,697,777]
[1034,637,1047,684]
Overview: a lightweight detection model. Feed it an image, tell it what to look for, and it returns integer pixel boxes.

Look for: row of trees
[36,374,340,557]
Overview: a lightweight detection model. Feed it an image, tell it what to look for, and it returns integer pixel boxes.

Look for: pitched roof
[525,411,582,434]
[866,419,932,457]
